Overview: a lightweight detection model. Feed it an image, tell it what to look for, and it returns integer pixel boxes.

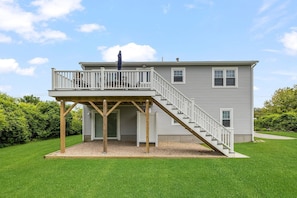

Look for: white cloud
[0,0,83,43]
[258,0,278,14]
[31,0,84,20]
[280,30,297,56]
[195,0,214,6]
[0,33,12,43]
[16,67,35,76]
[184,4,196,9]
[0,1,34,33]
[97,46,107,51]
[162,3,170,14]
[0,85,12,92]
[262,49,281,53]
[98,43,157,62]
[28,57,49,65]
[251,1,292,38]
[0,58,35,76]
[254,86,259,91]
[273,70,297,80]
[39,29,67,42]
[78,24,106,33]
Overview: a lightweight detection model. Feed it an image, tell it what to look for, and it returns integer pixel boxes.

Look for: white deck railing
[52,68,152,90]
[51,67,233,152]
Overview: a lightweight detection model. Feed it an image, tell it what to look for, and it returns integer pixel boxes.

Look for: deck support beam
[60,100,66,153]
[145,99,150,153]
[103,99,108,153]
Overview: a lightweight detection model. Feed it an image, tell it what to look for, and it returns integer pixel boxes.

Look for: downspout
[251,61,259,142]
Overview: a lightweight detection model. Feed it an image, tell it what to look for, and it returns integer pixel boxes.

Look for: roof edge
[79,60,259,68]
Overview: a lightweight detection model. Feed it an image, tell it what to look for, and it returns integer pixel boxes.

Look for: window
[212,67,238,87]
[171,68,185,84]
[214,70,223,86]
[220,108,233,128]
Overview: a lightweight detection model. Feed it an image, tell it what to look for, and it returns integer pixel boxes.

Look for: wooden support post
[131,101,144,113]
[103,99,108,153]
[60,100,66,153]
[145,99,150,153]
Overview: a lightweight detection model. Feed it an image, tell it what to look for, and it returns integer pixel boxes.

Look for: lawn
[1,133,297,198]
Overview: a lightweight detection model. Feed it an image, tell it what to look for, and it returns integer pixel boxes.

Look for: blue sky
[0,0,297,107]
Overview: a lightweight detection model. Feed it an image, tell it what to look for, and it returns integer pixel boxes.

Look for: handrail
[152,71,234,152]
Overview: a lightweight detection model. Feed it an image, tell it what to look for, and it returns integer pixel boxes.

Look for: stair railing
[152,70,234,152]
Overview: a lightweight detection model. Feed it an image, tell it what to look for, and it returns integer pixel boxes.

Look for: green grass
[1,133,297,198]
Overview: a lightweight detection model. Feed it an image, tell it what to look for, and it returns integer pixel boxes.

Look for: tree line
[255,85,297,132]
[0,93,82,148]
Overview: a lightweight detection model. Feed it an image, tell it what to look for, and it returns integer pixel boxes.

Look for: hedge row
[0,93,82,147]
[254,111,297,132]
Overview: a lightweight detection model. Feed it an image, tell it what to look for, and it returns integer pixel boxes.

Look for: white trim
[220,108,233,129]
[91,109,120,140]
[212,67,238,88]
[171,67,186,84]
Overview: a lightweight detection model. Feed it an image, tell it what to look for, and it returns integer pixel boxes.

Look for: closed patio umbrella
[117,50,122,70]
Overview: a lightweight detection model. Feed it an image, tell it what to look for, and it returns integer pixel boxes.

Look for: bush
[273,112,297,132]
[0,93,30,147]
[255,112,297,132]
[0,93,83,147]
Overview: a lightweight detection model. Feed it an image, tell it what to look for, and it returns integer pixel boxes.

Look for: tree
[19,94,41,105]
[36,101,61,138]
[0,93,30,147]
[0,93,83,147]
[19,102,46,140]
[69,107,82,135]
[264,85,297,114]
[255,84,297,132]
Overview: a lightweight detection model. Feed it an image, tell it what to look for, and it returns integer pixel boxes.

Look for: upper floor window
[212,67,238,88]
[171,68,186,84]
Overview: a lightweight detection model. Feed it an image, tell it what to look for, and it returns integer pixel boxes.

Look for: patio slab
[45,141,248,159]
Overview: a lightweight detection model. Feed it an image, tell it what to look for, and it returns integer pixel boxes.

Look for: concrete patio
[44,140,248,159]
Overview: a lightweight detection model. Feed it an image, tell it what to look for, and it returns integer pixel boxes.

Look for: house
[49,60,258,157]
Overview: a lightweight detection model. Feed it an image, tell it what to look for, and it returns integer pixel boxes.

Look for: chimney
[176,57,179,62]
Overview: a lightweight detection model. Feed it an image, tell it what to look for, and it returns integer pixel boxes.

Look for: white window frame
[171,67,186,84]
[212,67,238,88]
[220,108,233,129]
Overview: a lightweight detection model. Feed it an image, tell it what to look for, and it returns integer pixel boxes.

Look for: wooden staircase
[151,71,234,157]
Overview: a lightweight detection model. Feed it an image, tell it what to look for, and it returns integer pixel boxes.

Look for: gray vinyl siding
[83,106,92,136]
[153,65,253,136]
[118,106,137,136]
